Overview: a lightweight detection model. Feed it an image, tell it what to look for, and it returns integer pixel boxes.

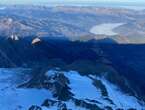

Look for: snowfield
[64,71,101,99]
[0,88,52,110]
[100,78,144,109]
[64,71,145,109]
[0,68,144,110]
[0,68,52,110]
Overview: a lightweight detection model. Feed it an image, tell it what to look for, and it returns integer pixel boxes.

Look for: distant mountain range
[0,6,145,43]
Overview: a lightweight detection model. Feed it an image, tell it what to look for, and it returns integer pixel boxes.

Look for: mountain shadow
[0,36,145,101]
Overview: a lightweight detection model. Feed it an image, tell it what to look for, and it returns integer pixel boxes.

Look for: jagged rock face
[0,68,144,110]
[41,99,68,110]
[20,69,73,101]
[28,106,42,110]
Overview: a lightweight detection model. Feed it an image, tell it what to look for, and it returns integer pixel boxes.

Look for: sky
[0,0,145,5]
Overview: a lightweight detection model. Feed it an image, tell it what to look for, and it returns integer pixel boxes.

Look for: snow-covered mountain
[0,68,144,110]
[0,5,145,110]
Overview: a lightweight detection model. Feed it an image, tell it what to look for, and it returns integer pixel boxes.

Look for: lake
[90,23,124,36]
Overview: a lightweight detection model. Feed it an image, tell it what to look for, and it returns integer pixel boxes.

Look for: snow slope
[0,68,144,110]
[100,78,144,109]
[64,71,145,109]
[0,68,52,110]
[64,71,101,99]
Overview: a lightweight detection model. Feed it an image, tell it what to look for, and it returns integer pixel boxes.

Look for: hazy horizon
[0,0,145,5]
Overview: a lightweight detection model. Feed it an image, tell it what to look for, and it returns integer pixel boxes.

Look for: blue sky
[1,0,145,5]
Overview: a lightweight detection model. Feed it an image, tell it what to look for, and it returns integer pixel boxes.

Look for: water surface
[90,23,124,36]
